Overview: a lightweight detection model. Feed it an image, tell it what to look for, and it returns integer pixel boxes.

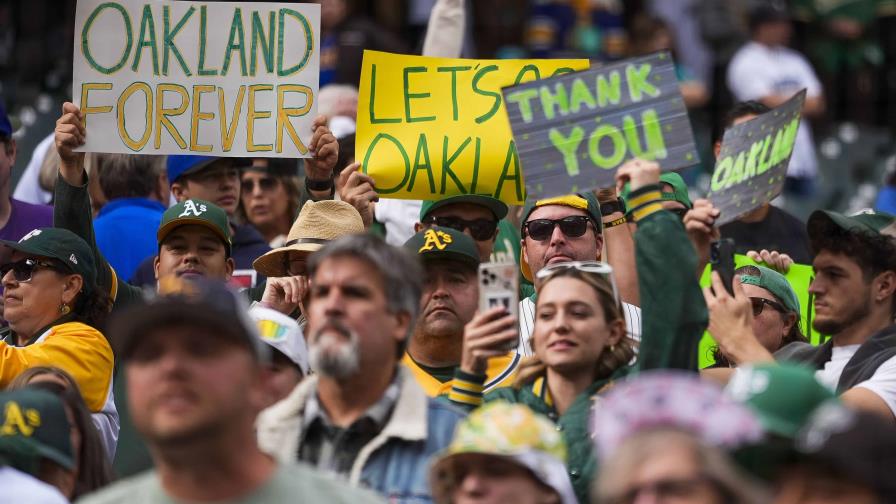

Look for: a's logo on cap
[0,401,41,437]
[419,229,452,252]
[69,254,78,265]
[179,200,208,218]
[19,230,41,243]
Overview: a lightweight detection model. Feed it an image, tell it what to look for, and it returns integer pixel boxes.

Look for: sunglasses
[750,297,787,317]
[241,177,279,193]
[535,261,620,305]
[0,258,63,283]
[424,215,498,241]
[523,215,594,241]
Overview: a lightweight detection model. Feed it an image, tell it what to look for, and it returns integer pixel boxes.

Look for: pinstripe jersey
[517,295,642,357]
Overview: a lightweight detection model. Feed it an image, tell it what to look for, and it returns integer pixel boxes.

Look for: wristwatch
[305,176,334,191]
[599,199,625,216]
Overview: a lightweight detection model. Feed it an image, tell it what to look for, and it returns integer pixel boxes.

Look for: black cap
[793,403,896,501]
[109,277,270,363]
[749,1,790,31]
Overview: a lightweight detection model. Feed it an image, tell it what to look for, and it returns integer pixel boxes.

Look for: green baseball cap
[419,195,509,222]
[519,192,603,281]
[0,228,97,294]
[726,363,838,439]
[808,209,896,242]
[738,265,800,314]
[0,389,75,474]
[620,172,692,209]
[403,226,480,270]
[157,199,232,254]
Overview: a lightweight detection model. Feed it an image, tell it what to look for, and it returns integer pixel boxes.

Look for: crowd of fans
[1,1,896,503]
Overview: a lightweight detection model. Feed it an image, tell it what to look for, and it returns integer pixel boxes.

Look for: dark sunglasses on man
[0,258,65,283]
[523,215,595,241]
[749,296,787,317]
[423,215,498,241]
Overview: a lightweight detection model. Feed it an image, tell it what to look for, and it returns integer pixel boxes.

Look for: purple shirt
[0,198,53,242]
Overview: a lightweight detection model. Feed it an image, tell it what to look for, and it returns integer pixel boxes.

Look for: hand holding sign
[305,116,338,182]
[337,164,378,228]
[707,91,806,225]
[56,103,87,167]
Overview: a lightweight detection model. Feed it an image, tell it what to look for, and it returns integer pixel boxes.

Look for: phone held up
[478,260,519,352]
[710,238,736,296]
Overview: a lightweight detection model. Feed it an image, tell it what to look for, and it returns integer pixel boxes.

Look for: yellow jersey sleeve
[0,322,114,412]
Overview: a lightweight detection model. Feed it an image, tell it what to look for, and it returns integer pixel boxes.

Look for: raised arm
[54,102,139,307]
[615,160,708,372]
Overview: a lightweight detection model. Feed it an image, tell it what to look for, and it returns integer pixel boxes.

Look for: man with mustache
[706,210,896,422]
[80,278,383,504]
[401,227,519,397]
[256,234,464,503]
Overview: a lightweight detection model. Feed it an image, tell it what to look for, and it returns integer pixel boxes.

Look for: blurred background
[1,0,894,219]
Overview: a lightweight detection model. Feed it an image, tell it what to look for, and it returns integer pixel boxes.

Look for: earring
[60,304,71,315]
[610,344,616,352]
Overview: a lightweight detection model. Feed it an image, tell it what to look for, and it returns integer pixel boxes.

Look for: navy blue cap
[166,155,219,185]
[0,103,12,137]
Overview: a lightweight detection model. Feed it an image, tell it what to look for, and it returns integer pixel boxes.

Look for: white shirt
[816,344,896,417]
[374,198,423,246]
[13,133,54,205]
[0,466,69,504]
[726,41,822,179]
[518,296,642,357]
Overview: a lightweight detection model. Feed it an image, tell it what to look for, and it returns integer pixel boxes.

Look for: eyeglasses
[605,475,719,504]
[535,261,620,305]
[0,258,62,283]
[241,176,279,193]
[750,297,787,317]
[523,216,594,241]
[424,215,498,241]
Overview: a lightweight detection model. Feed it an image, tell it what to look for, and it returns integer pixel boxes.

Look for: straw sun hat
[252,200,364,277]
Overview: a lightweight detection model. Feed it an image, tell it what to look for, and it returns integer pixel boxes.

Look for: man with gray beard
[256,234,465,503]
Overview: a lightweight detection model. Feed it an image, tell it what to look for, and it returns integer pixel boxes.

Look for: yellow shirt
[1,322,114,412]
[402,351,521,398]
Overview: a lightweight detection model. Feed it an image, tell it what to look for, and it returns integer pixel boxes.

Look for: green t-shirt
[77,463,385,504]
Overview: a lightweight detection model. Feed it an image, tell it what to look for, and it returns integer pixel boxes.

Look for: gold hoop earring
[60,304,71,315]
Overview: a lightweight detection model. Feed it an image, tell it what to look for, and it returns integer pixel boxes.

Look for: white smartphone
[478,261,519,352]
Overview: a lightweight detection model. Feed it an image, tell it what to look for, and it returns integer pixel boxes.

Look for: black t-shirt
[719,205,812,264]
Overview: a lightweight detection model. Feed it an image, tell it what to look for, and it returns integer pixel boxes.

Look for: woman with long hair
[9,366,115,499]
[237,159,302,247]
[451,163,709,503]
[0,228,116,459]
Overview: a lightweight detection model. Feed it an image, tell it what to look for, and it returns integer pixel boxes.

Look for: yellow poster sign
[356,50,589,205]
